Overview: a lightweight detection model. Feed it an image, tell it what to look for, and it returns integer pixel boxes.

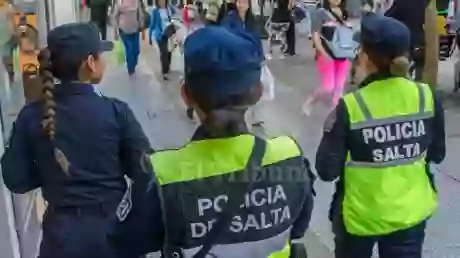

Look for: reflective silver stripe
[415,83,425,113]
[182,228,291,258]
[346,155,424,168]
[349,112,434,130]
[352,91,373,120]
[350,82,433,130]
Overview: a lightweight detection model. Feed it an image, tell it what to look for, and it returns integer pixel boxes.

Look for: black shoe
[163,74,169,80]
[186,108,194,120]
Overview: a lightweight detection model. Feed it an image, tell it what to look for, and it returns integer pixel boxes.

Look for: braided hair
[38,48,70,175]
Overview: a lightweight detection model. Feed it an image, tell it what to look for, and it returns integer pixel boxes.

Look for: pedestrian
[298,0,319,38]
[217,0,237,23]
[113,0,145,75]
[108,26,315,258]
[222,0,266,126]
[285,0,296,55]
[205,2,221,25]
[182,0,192,28]
[89,0,111,40]
[315,14,445,258]
[148,0,176,80]
[384,0,431,82]
[1,22,152,258]
[302,0,351,116]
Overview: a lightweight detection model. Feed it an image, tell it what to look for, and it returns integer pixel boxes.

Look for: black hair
[155,0,169,7]
[184,83,260,138]
[323,0,348,20]
[217,2,236,23]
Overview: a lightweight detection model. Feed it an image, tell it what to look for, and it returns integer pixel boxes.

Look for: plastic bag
[261,65,275,101]
[113,40,125,65]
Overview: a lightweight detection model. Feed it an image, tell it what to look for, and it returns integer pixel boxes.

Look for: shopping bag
[261,65,275,101]
[113,40,125,65]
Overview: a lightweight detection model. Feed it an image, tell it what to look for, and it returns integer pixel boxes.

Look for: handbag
[161,136,267,258]
[162,9,177,39]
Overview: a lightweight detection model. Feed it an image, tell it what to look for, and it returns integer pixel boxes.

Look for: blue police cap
[183,26,263,98]
[47,22,113,66]
[354,14,411,58]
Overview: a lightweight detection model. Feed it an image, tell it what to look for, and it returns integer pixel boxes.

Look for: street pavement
[97,32,460,257]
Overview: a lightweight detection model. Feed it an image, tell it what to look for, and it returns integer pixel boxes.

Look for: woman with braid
[1,22,151,258]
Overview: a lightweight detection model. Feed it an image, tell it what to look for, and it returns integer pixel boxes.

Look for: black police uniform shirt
[1,82,151,207]
[108,125,316,258]
[315,73,446,220]
[384,0,430,48]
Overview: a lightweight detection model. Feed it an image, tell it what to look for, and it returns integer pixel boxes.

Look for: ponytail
[390,56,410,77]
[38,48,70,176]
[202,108,247,138]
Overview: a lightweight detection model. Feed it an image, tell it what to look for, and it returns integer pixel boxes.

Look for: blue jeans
[120,30,140,74]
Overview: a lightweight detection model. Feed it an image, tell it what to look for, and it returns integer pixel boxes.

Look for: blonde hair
[389,56,410,77]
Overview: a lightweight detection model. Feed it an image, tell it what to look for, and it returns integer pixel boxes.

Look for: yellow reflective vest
[149,135,309,258]
[342,77,438,236]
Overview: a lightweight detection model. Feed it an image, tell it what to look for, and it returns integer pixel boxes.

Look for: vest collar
[358,72,395,89]
[191,124,249,141]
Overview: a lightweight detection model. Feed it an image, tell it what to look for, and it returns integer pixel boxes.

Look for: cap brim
[100,40,114,52]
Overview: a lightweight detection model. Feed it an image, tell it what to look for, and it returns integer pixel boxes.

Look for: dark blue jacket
[385,0,429,47]
[315,73,446,220]
[1,82,151,207]
[107,125,315,257]
[221,10,264,56]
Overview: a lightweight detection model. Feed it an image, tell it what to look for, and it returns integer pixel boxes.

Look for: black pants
[285,16,296,55]
[333,217,426,258]
[411,46,425,81]
[39,208,117,258]
[157,37,172,75]
[92,19,107,40]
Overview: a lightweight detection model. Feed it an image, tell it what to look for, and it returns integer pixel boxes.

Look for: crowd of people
[0,0,448,258]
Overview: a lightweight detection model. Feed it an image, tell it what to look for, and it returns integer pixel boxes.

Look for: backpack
[322,9,357,59]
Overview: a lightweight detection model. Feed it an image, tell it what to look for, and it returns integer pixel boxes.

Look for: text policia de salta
[362,120,426,162]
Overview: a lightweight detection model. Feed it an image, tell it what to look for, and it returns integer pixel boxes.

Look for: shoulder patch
[323,109,337,132]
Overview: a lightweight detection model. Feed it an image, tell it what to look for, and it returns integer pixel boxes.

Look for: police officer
[1,23,151,258]
[109,26,315,258]
[315,14,445,258]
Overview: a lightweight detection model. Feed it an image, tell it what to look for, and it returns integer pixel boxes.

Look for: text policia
[190,185,290,238]
[362,120,426,162]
